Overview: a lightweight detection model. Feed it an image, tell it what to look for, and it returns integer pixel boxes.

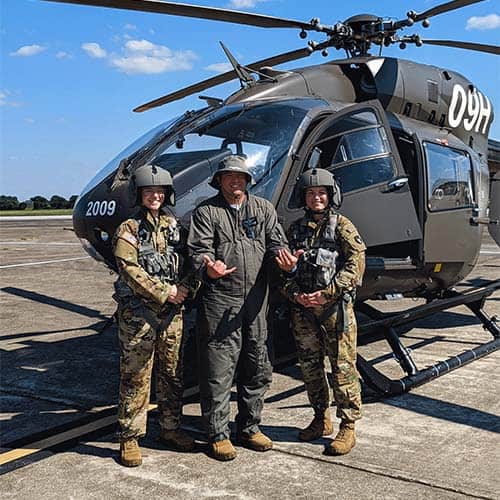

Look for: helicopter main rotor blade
[133,47,313,112]
[45,0,313,30]
[422,39,500,55]
[413,0,484,23]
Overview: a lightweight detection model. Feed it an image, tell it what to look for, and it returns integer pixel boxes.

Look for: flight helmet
[133,163,175,206]
[208,155,255,189]
[295,168,342,209]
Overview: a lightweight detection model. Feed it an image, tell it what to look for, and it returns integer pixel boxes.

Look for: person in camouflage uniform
[276,168,366,455]
[113,163,197,467]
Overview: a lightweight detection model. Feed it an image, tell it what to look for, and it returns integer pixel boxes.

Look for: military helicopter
[46,0,500,394]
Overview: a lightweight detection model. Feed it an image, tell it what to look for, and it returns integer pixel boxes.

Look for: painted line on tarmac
[0,404,157,466]
[0,215,72,221]
[480,250,500,255]
[0,256,90,269]
[0,241,80,246]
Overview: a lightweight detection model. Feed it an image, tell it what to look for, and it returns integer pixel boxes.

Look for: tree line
[0,195,79,210]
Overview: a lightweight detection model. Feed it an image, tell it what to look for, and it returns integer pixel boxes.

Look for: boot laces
[336,425,352,443]
[124,439,137,450]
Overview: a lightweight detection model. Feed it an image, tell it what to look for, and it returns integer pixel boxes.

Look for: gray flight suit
[284,209,366,422]
[188,192,286,442]
[113,208,195,440]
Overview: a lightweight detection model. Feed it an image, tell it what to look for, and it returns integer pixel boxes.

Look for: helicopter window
[307,109,396,193]
[333,157,395,193]
[424,142,474,211]
[331,127,389,164]
[318,111,378,140]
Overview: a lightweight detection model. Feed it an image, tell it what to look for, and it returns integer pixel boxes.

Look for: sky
[1,0,499,201]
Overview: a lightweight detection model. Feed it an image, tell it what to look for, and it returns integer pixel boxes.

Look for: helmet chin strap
[306,207,328,216]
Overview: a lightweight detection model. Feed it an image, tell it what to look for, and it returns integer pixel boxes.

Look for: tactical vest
[290,213,344,293]
[135,215,181,284]
[113,214,182,308]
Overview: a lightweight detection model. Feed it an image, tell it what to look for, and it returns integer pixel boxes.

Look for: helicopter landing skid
[355,280,500,396]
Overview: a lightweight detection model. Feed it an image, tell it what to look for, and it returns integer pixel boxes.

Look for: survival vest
[289,212,344,293]
[135,215,181,283]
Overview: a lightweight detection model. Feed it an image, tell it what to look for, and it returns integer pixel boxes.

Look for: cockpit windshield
[145,98,326,217]
[79,115,182,198]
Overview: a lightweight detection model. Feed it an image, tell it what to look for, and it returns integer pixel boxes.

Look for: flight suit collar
[217,191,249,210]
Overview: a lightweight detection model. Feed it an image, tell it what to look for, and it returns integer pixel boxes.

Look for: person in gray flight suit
[188,155,287,461]
[113,163,197,467]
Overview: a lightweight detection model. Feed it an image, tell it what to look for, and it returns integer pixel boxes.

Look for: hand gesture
[166,284,189,305]
[203,255,237,279]
[295,290,327,308]
[275,248,304,272]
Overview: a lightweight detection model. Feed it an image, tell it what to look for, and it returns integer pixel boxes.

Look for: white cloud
[205,62,233,73]
[81,42,107,58]
[0,89,22,107]
[10,44,47,57]
[124,23,137,30]
[228,0,264,8]
[55,51,72,59]
[110,39,197,75]
[466,14,500,30]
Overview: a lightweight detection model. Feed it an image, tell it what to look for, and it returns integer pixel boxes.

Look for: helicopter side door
[422,141,481,263]
[279,101,422,252]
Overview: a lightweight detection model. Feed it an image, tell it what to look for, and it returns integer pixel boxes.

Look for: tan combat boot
[160,429,195,452]
[298,408,334,441]
[236,431,273,451]
[120,438,142,467]
[326,421,356,455]
[210,439,237,461]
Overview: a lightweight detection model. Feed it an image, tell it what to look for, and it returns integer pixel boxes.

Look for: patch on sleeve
[119,231,138,247]
[354,235,363,245]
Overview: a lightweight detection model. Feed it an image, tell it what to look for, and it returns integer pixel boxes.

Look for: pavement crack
[272,445,496,500]
[0,387,96,411]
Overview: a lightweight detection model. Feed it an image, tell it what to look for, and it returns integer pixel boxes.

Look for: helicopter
[45,0,500,395]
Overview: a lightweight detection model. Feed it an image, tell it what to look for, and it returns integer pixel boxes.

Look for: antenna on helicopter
[219,42,256,89]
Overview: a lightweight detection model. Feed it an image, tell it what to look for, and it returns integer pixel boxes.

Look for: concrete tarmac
[1,219,499,499]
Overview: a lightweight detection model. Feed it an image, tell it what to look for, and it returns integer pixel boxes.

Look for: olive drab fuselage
[48,0,500,400]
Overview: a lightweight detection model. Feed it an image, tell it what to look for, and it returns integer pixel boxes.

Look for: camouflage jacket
[113,208,192,308]
[284,209,366,301]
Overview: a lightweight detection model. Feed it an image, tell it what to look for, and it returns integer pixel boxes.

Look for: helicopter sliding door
[281,101,422,253]
[422,141,481,263]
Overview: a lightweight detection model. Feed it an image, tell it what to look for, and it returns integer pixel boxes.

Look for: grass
[0,209,73,216]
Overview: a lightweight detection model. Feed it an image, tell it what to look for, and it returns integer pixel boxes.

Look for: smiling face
[219,171,248,203]
[141,186,166,215]
[305,186,329,213]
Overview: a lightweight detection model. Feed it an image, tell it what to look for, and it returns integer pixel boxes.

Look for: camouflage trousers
[291,298,362,422]
[117,304,184,440]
